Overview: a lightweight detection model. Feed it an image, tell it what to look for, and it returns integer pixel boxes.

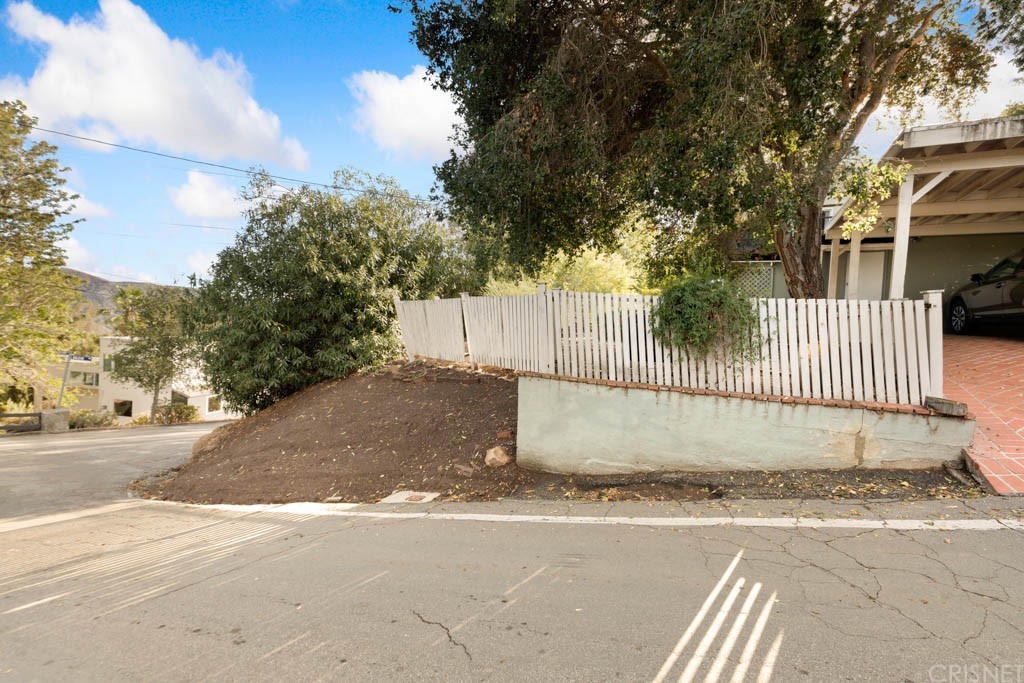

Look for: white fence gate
[394,289,945,406]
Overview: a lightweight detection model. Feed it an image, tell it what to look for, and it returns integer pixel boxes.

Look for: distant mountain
[62,268,165,335]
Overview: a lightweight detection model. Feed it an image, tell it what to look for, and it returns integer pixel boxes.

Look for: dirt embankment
[136,361,984,505]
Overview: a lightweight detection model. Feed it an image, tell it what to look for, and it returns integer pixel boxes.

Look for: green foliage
[408,1,1018,297]
[650,275,760,361]
[1002,102,1024,116]
[835,155,912,238]
[186,169,478,415]
[1,100,84,390]
[69,410,117,430]
[153,402,198,425]
[110,286,193,418]
[485,247,641,295]
[130,413,152,426]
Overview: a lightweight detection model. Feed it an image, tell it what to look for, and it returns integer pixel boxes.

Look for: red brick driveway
[944,334,1024,495]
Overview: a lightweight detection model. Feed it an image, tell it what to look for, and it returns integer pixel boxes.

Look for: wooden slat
[880,301,897,403]
[811,301,827,397]
[643,295,656,384]
[836,300,853,401]
[892,302,909,403]
[786,299,801,396]
[903,300,921,405]
[610,294,622,381]
[868,301,884,402]
[847,300,863,401]
[826,300,842,398]
[765,299,779,395]
[582,291,592,378]
[914,300,931,400]
[858,301,873,401]
[795,299,810,397]
[816,300,831,399]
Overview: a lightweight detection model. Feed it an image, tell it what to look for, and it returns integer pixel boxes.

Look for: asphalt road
[1,427,1023,682]
[0,423,222,519]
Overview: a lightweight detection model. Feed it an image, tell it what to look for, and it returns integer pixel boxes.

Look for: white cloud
[857,53,1024,158]
[348,65,460,161]
[169,171,243,220]
[60,236,98,272]
[185,249,215,278]
[67,191,110,219]
[1,0,309,169]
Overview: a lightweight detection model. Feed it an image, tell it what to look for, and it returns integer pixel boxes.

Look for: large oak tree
[408,0,1024,297]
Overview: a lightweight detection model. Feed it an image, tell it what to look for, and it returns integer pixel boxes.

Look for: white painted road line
[6,500,1021,533]
[183,503,1024,532]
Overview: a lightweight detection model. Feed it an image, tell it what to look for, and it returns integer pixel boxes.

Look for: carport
[825,115,1024,494]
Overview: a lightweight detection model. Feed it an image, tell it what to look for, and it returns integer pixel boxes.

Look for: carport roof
[825,115,1024,240]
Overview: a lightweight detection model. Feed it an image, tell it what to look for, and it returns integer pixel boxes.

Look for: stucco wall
[517,377,974,474]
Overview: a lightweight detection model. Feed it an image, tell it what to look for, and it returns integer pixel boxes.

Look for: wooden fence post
[921,289,944,398]
[460,292,476,369]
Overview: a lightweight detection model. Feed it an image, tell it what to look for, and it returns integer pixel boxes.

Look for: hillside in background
[62,268,165,337]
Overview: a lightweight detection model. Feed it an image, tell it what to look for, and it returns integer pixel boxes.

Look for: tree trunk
[150,381,162,419]
[775,202,826,299]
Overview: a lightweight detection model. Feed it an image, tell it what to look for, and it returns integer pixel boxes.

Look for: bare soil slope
[142,362,535,504]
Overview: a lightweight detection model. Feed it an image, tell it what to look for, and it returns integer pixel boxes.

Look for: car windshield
[984,250,1024,281]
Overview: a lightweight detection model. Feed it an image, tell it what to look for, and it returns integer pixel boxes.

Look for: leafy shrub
[153,403,199,424]
[69,410,118,429]
[186,170,477,415]
[130,414,152,426]
[650,274,760,360]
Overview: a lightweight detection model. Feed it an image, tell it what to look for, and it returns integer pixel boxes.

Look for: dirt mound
[140,362,537,504]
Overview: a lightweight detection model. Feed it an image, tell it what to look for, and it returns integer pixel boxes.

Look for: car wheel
[949,299,970,334]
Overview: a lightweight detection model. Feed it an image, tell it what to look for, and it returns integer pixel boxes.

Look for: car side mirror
[970,273,983,284]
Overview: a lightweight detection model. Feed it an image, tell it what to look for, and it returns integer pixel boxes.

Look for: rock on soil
[485,445,512,468]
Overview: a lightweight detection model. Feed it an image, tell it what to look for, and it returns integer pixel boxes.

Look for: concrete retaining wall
[517,377,975,474]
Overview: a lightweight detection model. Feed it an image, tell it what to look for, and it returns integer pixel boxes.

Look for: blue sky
[2,0,1022,285]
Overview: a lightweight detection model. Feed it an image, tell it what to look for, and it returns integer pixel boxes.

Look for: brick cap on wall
[516,371,964,419]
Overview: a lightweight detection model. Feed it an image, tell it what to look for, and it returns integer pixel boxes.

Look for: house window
[82,372,99,387]
[113,400,133,417]
[171,391,188,405]
[103,358,115,372]
[207,395,222,413]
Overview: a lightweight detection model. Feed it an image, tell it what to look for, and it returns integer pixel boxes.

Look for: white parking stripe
[652,551,744,683]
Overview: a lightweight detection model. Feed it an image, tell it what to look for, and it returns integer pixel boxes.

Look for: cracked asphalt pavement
[2,430,1024,681]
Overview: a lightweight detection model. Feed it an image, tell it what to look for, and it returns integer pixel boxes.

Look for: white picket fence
[394,289,945,406]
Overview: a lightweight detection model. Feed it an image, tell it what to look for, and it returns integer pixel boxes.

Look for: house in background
[99,337,236,422]
[33,338,235,422]
[733,115,1024,301]
[822,115,1024,302]
[39,355,102,411]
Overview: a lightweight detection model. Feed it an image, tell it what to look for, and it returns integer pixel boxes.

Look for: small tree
[186,169,477,415]
[110,286,192,417]
[0,100,83,390]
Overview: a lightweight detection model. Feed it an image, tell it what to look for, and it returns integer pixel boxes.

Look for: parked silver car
[948,248,1024,333]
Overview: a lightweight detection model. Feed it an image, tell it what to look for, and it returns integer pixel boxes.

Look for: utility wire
[32,125,441,206]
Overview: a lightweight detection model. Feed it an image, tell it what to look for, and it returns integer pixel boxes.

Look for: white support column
[889,173,914,299]
[827,237,841,299]
[846,232,862,300]
[922,289,944,398]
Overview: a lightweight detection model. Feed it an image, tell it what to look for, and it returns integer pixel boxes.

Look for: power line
[32,125,441,206]
[160,221,239,233]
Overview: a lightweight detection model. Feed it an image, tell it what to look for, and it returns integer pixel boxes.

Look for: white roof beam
[911,170,952,203]
[878,197,1024,217]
